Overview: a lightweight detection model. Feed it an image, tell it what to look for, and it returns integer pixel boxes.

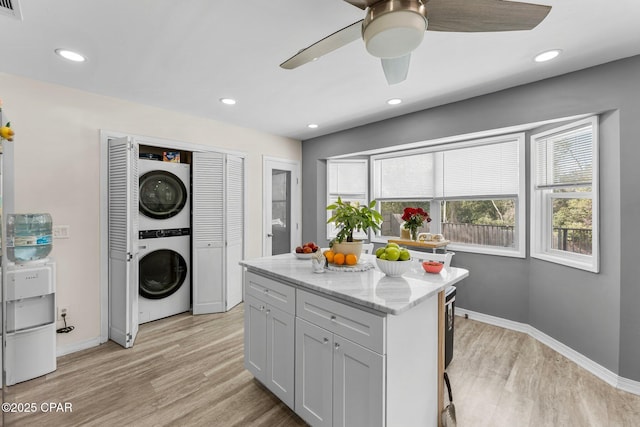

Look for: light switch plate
[53,225,70,239]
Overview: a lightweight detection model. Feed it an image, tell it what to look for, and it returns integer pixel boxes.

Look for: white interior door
[263,157,301,256]
[108,136,139,348]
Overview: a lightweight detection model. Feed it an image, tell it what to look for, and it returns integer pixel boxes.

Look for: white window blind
[437,140,520,198]
[328,159,368,196]
[534,124,593,189]
[374,152,434,198]
[327,159,368,240]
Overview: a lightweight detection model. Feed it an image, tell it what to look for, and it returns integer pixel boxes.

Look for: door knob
[267,233,274,237]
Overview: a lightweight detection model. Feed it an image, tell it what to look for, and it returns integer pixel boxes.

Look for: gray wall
[301,55,640,381]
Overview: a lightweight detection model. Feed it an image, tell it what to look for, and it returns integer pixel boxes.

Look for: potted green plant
[326,197,383,259]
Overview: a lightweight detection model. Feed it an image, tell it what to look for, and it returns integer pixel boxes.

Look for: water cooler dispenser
[3,213,57,385]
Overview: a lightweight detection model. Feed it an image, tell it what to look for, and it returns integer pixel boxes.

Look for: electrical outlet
[58,307,68,321]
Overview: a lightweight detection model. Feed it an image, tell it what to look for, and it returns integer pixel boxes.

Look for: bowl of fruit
[375,243,412,277]
[294,242,319,259]
[422,261,444,274]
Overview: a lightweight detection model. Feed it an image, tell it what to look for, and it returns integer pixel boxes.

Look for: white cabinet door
[295,318,333,427]
[192,151,225,314]
[108,136,139,348]
[244,294,268,383]
[333,336,384,427]
[225,154,245,309]
[266,305,295,409]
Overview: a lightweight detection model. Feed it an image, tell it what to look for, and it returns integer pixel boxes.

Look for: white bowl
[293,251,314,259]
[375,258,412,277]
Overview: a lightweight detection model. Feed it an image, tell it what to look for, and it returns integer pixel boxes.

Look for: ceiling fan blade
[381,54,411,85]
[342,0,381,10]
[427,0,552,32]
[280,20,364,69]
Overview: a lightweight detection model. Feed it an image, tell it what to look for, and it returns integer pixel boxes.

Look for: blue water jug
[7,213,53,263]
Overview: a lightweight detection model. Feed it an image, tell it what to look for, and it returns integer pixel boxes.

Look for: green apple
[385,247,400,261]
[379,252,388,260]
[399,249,410,261]
[375,247,386,258]
[386,242,400,249]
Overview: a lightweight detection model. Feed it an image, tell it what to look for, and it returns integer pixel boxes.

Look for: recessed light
[220,98,237,105]
[55,49,86,62]
[387,98,402,105]
[534,49,561,63]
[307,123,319,129]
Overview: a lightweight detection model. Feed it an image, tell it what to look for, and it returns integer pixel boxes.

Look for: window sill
[447,243,525,259]
[531,251,599,273]
[373,236,525,258]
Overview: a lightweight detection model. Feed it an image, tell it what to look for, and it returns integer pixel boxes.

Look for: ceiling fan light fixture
[387,98,402,105]
[220,98,237,105]
[363,10,427,58]
[307,123,319,129]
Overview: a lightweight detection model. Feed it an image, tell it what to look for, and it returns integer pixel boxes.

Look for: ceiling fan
[280,0,552,85]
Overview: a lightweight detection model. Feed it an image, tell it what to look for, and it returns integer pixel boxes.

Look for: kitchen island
[240,253,469,427]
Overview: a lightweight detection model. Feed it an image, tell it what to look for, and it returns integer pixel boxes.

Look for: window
[531,116,599,272]
[379,201,432,239]
[326,159,369,240]
[372,134,526,257]
[436,137,525,256]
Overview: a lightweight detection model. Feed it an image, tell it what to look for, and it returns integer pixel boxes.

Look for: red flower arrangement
[402,207,431,229]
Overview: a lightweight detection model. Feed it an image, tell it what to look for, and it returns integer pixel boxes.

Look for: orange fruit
[323,250,335,263]
[345,254,357,266]
[333,253,345,265]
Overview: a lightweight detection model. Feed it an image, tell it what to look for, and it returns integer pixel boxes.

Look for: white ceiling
[1,0,640,141]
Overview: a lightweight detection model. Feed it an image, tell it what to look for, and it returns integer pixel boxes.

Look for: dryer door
[139,249,188,299]
[139,170,188,220]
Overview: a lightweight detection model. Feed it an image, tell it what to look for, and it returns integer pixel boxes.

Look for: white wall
[0,72,301,352]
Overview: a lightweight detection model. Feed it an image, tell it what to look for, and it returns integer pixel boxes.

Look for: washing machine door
[139,170,188,219]
[139,249,188,299]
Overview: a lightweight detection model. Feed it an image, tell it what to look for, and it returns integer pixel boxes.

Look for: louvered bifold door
[192,151,225,314]
[226,155,245,309]
[108,136,139,348]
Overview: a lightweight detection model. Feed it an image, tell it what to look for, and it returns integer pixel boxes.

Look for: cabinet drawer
[296,289,385,354]
[246,272,295,314]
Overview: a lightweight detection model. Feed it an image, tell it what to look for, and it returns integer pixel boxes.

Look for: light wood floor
[3,305,639,426]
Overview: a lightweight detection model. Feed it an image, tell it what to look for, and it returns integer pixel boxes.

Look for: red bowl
[422,261,444,274]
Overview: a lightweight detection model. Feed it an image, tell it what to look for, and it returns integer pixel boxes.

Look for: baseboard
[56,336,101,357]
[456,307,640,396]
[617,375,640,395]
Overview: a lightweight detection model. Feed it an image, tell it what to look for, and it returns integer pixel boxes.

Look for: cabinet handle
[264,289,269,294]
[330,315,337,321]
[334,343,341,351]
[260,305,265,311]
[266,309,270,315]
[323,338,329,344]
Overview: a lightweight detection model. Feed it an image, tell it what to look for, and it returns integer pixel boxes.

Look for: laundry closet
[106,136,245,348]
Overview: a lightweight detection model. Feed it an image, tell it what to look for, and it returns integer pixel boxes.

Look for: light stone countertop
[240,253,469,315]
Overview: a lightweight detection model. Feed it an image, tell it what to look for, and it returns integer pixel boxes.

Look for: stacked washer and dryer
[137,157,191,324]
